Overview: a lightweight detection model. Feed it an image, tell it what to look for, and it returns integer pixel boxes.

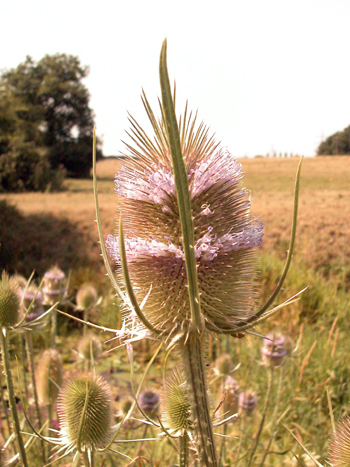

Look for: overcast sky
[1,0,349,157]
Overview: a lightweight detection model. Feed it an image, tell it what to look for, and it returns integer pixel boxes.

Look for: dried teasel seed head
[0,271,20,327]
[37,349,63,406]
[76,284,98,311]
[161,368,193,434]
[138,390,160,419]
[42,266,67,305]
[57,373,113,452]
[214,353,234,377]
[238,390,257,416]
[261,331,288,368]
[328,414,350,467]
[77,334,103,362]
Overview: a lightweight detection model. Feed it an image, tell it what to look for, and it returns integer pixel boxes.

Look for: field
[1,155,350,466]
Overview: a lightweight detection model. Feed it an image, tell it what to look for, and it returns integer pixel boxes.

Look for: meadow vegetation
[0,155,349,465]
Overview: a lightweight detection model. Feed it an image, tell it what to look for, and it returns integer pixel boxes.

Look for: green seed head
[77,334,102,362]
[328,415,350,467]
[161,368,193,434]
[0,271,20,327]
[37,349,63,406]
[214,353,234,377]
[42,266,67,305]
[57,373,113,452]
[76,284,98,311]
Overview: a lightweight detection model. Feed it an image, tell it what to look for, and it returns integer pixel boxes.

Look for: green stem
[0,328,28,467]
[0,368,11,439]
[258,367,284,467]
[20,336,28,402]
[180,332,218,467]
[25,332,46,464]
[51,309,57,348]
[179,432,190,467]
[247,365,274,467]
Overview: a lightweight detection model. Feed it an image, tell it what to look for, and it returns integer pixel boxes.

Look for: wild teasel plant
[93,40,302,466]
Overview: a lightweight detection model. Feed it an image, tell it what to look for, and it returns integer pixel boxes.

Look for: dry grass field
[2,156,349,283]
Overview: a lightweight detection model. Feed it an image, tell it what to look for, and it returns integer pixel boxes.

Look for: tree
[0,54,102,183]
[317,125,350,155]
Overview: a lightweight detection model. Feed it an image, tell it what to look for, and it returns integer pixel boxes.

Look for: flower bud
[161,368,192,434]
[0,271,20,327]
[138,390,160,419]
[261,331,287,368]
[57,373,113,452]
[77,334,103,362]
[328,414,350,467]
[37,349,63,406]
[238,390,257,416]
[42,266,67,305]
[76,284,98,311]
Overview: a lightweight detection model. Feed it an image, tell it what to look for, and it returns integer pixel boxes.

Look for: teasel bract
[100,40,301,467]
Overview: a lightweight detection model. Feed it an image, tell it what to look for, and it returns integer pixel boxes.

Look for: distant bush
[317,125,350,155]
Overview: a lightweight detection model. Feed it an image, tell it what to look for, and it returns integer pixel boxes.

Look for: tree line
[0,54,102,192]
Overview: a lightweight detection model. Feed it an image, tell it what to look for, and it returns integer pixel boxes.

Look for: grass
[1,155,350,465]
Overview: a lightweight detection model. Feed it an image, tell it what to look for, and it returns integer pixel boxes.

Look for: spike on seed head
[37,349,63,406]
[328,415,350,467]
[107,100,263,340]
[57,373,113,452]
[0,271,20,327]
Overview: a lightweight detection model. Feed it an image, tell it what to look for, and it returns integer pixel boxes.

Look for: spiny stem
[25,331,46,464]
[179,432,190,467]
[180,332,218,467]
[0,328,28,467]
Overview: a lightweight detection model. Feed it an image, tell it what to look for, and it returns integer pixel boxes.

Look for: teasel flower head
[42,266,67,305]
[106,97,263,343]
[161,368,193,435]
[0,271,20,327]
[37,349,63,406]
[222,376,240,418]
[138,390,160,419]
[20,285,44,322]
[328,414,350,467]
[238,390,257,416]
[76,284,98,311]
[77,334,103,362]
[261,331,288,368]
[57,373,113,455]
[214,353,234,377]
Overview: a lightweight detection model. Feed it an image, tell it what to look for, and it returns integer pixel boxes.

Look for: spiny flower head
[57,373,113,453]
[20,285,44,322]
[77,334,103,362]
[214,353,234,377]
[161,368,193,435]
[76,284,98,311]
[328,415,350,467]
[107,97,263,341]
[238,390,257,416]
[261,331,288,368]
[42,266,67,305]
[37,349,63,406]
[138,390,160,419]
[0,271,20,327]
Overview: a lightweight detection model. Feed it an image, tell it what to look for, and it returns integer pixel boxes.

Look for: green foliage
[0,54,103,188]
[317,125,350,155]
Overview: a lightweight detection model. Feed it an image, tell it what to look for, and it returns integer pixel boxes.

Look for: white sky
[1,0,349,157]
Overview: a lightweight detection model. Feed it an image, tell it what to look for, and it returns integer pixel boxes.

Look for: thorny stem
[25,331,46,464]
[179,432,190,467]
[180,332,218,467]
[0,366,11,439]
[0,328,29,467]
